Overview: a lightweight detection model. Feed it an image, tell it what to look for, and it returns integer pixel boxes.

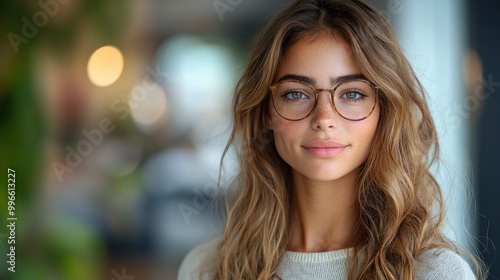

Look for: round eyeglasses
[269,79,378,121]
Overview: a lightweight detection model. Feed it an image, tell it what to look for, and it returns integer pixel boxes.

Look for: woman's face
[270,32,380,183]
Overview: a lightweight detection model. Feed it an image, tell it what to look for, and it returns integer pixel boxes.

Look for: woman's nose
[310,91,339,131]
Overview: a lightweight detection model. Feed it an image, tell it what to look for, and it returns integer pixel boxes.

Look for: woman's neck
[287,169,359,252]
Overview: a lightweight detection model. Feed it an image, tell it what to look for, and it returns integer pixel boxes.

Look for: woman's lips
[302,140,347,158]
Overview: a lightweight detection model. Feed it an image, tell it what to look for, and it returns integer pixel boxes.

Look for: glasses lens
[272,81,315,120]
[333,80,376,120]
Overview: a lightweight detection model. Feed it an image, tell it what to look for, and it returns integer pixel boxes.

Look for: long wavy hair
[211,0,482,279]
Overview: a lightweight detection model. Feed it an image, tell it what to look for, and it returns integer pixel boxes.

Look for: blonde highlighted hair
[212,0,484,279]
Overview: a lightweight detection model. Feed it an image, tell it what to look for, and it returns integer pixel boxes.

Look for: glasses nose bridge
[313,87,336,107]
[313,86,336,97]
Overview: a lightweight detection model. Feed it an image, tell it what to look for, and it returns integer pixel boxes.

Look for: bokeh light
[156,34,236,141]
[87,45,124,87]
[129,81,168,128]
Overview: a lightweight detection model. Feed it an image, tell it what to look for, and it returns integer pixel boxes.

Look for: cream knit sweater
[178,239,476,280]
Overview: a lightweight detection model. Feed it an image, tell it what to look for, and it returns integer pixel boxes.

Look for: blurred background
[0,0,498,279]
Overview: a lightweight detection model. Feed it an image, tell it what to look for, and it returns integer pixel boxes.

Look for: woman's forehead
[275,32,360,86]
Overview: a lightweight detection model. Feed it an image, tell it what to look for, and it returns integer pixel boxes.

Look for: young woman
[178,0,483,279]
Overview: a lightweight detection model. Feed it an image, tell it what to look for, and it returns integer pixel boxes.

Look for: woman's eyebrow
[276,73,367,85]
[276,74,315,84]
[332,74,367,85]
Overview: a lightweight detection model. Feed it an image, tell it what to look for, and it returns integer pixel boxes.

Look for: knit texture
[177,239,476,280]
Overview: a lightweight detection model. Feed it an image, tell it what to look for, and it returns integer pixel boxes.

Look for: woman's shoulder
[177,239,219,280]
[415,247,476,280]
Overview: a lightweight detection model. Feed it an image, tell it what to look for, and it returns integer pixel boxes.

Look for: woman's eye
[342,91,364,100]
[284,91,307,99]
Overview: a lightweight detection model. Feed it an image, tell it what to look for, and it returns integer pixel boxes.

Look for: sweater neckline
[284,247,352,263]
